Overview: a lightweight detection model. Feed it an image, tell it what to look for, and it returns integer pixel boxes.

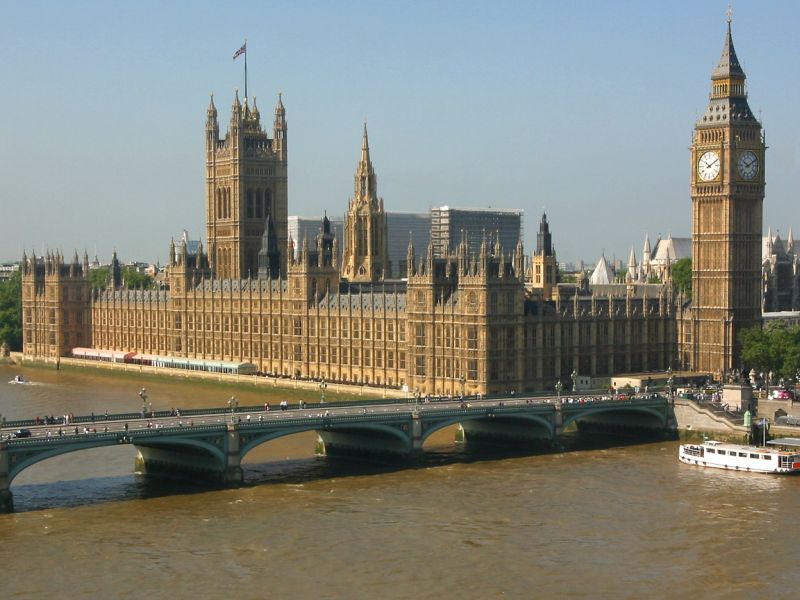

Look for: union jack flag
[233,43,246,60]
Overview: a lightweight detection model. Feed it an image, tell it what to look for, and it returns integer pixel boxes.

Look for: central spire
[354,122,377,204]
[361,121,370,165]
[712,18,745,81]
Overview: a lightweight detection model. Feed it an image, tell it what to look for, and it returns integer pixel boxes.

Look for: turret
[110,250,122,289]
[406,238,415,278]
[206,93,219,151]
[230,89,243,131]
[273,92,287,159]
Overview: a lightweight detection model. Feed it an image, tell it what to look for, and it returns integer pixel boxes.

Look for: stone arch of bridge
[7,437,227,485]
[561,406,666,431]
[239,423,412,460]
[420,413,555,445]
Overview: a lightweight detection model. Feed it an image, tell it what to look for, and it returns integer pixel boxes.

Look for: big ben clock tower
[690,15,765,375]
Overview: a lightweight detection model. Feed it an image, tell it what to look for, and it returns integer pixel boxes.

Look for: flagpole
[244,38,248,101]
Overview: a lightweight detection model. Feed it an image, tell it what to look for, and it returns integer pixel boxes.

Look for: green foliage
[0,270,22,351]
[89,266,109,289]
[740,323,800,382]
[88,266,153,289]
[122,266,153,289]
[671,257,692,300]
[559,273,577,284]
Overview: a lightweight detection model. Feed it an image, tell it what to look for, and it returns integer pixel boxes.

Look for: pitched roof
[589,254,615,285]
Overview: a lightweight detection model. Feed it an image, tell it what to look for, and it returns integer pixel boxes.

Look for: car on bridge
[12,429,32,439]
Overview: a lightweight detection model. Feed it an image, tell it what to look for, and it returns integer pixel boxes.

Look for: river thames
[1,364,799,599]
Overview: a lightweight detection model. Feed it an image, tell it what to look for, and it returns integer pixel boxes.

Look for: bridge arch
[421,412,555,445]
[561,405,667,431]
[239,422,412,460]
[8,436,227,486]
[8,439,126,485]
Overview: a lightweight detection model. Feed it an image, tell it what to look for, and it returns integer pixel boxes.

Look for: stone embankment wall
[10,353,407,399]
[671,398,800,441]
[670,399,747,441]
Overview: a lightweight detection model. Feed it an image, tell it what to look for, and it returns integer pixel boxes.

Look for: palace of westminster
[20,21,770,394]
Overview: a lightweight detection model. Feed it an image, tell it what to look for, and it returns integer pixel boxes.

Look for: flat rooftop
[767,438,800,447]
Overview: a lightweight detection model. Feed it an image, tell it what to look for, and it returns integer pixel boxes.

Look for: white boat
[8,375,30,385]
[679,440,800,474]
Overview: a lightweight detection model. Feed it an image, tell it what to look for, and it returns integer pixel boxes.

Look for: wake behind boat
[679,439,800,474]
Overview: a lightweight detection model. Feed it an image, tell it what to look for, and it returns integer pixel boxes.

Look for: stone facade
[21,19,763,390]
[684,19,765,375]
[205,92,288,280]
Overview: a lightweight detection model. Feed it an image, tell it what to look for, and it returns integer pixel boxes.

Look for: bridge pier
[133,424,242,487]
[0,444,12,513]
[223,423,243,486]
[411,413,423,455]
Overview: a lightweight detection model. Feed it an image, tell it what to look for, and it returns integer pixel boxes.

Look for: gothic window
[467,327,478,350]
[256,190,264,219]
[415,354,425,376]
[468,359,478,380]
[247,190,254,218]
[415,325,426,346]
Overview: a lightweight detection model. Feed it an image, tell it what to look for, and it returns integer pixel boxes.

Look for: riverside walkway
[0,393,669,512]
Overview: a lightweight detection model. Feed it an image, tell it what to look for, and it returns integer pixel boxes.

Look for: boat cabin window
[738,452,747,457]
[749,454,759,459]
[717,450,726,455]
[762,455,772,460]
[707,448,716,454]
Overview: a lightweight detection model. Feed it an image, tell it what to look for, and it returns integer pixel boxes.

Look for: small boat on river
[679,440,800,474]
[8,375,30,385]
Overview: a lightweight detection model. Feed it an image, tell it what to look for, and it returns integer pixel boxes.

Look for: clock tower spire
[688,15,765,376]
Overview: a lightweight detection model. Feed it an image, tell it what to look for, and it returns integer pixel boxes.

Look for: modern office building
[288,216,344,261]
[386,212,430,278]
[430,206,522,259]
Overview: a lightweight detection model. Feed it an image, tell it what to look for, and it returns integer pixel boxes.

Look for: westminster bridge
[0,394,670,512]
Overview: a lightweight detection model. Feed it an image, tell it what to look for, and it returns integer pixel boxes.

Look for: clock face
[737,150,759,180]
[698,151,721,181]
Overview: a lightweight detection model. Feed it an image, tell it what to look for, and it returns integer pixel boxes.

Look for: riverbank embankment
[9,352,407,401]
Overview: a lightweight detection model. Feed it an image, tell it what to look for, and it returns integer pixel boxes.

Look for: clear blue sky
[2,1,798,266]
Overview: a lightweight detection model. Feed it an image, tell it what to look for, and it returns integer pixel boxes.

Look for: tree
[122,266,153,289]
[671,257,692,300]
[740,322,800,382]
[0,270,22,351]
[89,266,109,289]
